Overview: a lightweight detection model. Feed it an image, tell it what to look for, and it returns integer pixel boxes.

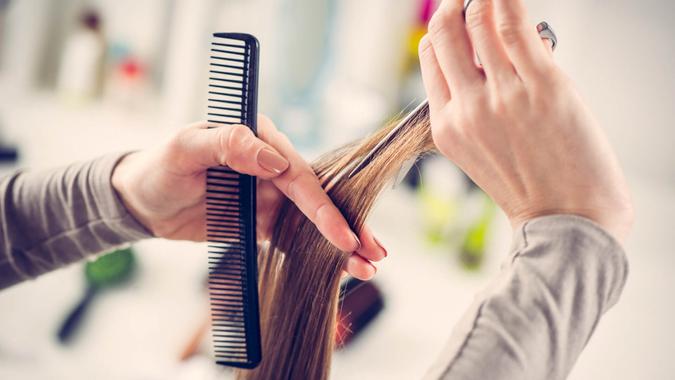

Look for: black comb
[206,32,262,369]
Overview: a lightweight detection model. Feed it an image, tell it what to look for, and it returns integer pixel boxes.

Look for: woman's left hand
[111,116,386,280]
[419,0,632,241]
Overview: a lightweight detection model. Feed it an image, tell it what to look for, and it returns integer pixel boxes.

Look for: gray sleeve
[0,153,153,290]
[426,215,629,380]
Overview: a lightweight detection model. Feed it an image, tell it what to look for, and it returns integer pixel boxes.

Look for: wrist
[111,152,156,236]
[510,206,633,245]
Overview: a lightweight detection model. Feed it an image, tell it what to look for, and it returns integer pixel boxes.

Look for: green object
[85,247,135,288]
[57,247,136,343]
[460,194,496,270]
[419,182,458,246]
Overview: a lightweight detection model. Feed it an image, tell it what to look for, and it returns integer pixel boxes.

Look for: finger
[256,180,283,239]
[176,121,290,179]
[493,0,554,81]
[542,37,554,56]
[464,0,514,82]
[257,115,362,253]
[356,226,387,262]
[419,34,451,113]
[427,0,482,90]
[345,254,377,281]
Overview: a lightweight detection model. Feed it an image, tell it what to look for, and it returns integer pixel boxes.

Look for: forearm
[0,153,152,290]
[427,215,629,380]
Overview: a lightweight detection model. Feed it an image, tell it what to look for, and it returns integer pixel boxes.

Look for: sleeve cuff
[511,214,630,311]
[90,152,154,242]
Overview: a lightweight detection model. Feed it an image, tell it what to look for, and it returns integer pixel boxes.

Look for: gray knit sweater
[0,154,628,380]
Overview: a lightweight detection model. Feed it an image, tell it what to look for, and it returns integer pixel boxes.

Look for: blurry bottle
[0,0,8,68]
[273,0,334,150]
[418,155,497,271]
[319,0,415,150]
[162,0,214,126]
[56,9,105,103]
[418,155,464,246]
[459,188,496,270]
[1,0,54,92]
[106,42,150,110]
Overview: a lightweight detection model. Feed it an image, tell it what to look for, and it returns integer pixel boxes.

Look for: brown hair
[238,108,434,380]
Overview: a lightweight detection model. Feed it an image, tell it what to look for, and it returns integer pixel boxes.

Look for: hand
[111,117,386,280]
[419,0,633,241]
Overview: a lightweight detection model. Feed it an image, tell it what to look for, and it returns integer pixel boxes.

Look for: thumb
[171,121,290,179]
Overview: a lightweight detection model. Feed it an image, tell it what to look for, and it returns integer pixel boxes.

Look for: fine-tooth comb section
[206,33,262,369]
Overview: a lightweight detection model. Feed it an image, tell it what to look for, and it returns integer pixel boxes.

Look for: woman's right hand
[112,116,386,280]
[419,0,633,241]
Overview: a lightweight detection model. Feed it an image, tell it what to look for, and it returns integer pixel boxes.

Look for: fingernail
[368,262,377,277]
[257,148,289,174]
[464,0,475,14]
[373,237,388,258]
[351,232,362,251]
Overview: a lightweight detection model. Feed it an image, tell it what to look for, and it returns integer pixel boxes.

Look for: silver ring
[537,21,558,50]
[464,0,558,51]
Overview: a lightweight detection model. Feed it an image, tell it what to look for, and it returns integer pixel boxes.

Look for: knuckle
[166,125,195,157]
[312,202,330,223]
[221,124,254,167]
[492,83,526,113]
[464,0,491,32]
[285,171,310,201]
[428,10,446,36]
[497,20,527,46]
[489,96,511,118]
[431,122,456,159]
[418,35,433,56]
[527,64,560,89]
[227,124,254,148]
[428,6,456,37]
[528,72,566,108]
[275,130,292,146]
[257,113,279,137]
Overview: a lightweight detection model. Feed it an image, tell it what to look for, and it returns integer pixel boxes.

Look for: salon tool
[205,33,262,369]
[335,278,385,347]
[0,120,19,163]
[57,247,135,343]
[348,20,558,179]
[179,314,211,362]
[0,146,18,162]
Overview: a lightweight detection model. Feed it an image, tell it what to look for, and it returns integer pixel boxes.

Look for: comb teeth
[206,33,261,369]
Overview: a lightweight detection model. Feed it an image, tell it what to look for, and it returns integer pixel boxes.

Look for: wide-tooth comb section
[206,33,261,369]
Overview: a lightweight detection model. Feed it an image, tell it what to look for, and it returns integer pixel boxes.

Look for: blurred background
[0,0,673,379]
